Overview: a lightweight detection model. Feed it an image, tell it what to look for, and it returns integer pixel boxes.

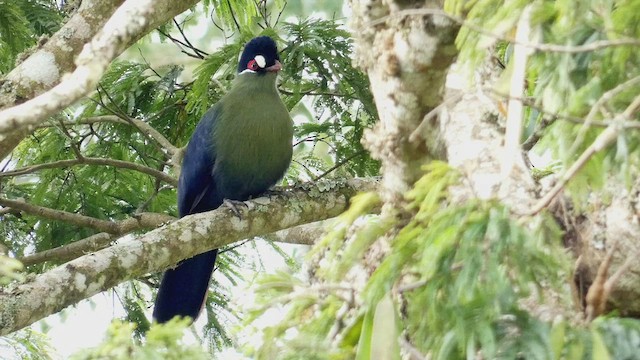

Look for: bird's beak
[266,60,282,72]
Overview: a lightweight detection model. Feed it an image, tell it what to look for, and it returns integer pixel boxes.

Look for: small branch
[569,75,640,156]
[173,18,208,58]
[18,233,117,267]
[313,151,366,181]
[522,116,556,151]
[0,156,177,186]
[0,197,175,235]
[527,93,640,215]
[278,88,355,98]
[527,125,618,216]
[0,198,120,233]
[70,115,178,156]
[584,243,637,321]
[409,92,463,144]
[225,0,242,32]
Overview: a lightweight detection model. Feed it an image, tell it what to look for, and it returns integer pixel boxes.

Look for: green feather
[213,72,293,198]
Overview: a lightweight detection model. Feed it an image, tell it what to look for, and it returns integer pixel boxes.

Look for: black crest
[237,36,280,73]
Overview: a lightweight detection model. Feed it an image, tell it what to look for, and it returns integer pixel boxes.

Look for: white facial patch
[254,55,266,68]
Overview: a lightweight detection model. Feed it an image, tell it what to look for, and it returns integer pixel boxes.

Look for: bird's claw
[223,199,248,218]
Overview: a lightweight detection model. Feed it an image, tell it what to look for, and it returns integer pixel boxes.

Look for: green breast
[212,72,293,200]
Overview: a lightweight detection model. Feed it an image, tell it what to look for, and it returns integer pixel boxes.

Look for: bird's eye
[247,59,259,71]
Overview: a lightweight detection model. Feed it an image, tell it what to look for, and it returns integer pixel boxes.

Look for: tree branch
[35,115,179,156]
[19,219,336,267]
[18,233,117,267]
[0,156,177,186]
[0,178,377,335]
[527,93,640,215]
[0,197,174,235]
[0,0,199,155]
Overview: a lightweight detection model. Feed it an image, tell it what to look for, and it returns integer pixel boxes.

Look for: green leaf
[591,328,611,360]
[370,294,401,360]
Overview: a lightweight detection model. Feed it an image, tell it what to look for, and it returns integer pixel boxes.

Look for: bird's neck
[230,72,278,95]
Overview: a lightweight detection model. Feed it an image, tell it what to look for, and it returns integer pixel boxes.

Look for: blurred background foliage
[244,0,640,359]
[2,0,640,359]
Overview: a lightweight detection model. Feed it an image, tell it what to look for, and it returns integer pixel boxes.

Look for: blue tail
[153,249,218,323]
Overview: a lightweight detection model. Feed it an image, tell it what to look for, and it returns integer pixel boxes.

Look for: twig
[114,115,178,156]
[492,90,640,129]
[584,242,637,321]
[225,0,241,32]
[172,18,209,58]
[569,75,640,156]
[313,151,366,181]
[94,85,175,159]
[18,233,117,266]
[397,280,427,293]
[522,116,556,151]
[527,93,640,215]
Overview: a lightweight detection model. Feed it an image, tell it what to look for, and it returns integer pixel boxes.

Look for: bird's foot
[223,199,248,218]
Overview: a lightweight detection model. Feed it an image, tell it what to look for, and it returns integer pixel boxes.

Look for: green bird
[153,36,293,323]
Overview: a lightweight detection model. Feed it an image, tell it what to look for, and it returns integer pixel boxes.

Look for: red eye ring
[247,59,259,71]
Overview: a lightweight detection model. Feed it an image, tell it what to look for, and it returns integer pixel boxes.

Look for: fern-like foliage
[246,162,640,359]
[448,0,640,207]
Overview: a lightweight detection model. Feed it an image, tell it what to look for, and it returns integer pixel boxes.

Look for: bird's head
[237,36,282,75]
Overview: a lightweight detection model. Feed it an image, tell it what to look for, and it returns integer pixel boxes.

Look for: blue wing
[153,106,223,323]
[178,106,224,216]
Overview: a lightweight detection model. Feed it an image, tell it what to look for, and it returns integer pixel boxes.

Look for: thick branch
[351,2,459,205]
[19,219,334,267]
[0,156,177,186]
[0,178,376,335]
[1,0,124,109]
[0,0,199,157]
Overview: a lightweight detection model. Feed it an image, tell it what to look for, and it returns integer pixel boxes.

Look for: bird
[153,36,293,323]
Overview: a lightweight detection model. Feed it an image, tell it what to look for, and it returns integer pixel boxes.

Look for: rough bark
[0,178,376,335]
[348,0,640,324]
[350,0,459,206]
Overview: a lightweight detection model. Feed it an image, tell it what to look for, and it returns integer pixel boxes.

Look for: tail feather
[153,249,218,323]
